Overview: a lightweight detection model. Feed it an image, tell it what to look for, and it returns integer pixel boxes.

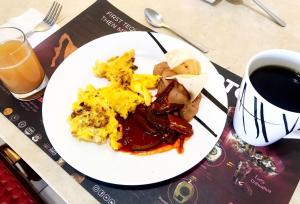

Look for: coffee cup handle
[284,129,300,139]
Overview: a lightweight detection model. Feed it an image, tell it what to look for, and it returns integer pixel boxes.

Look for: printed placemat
[0,1,299,203]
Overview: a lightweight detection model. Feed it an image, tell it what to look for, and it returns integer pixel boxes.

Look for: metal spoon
[252,0,286,27]
[144,8,209,53]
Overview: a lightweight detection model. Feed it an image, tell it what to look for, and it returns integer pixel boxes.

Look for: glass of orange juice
[0,27,48,100]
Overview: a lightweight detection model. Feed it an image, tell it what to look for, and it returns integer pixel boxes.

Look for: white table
[1,0,300,203]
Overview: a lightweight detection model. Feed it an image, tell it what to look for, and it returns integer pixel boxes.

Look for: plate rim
[42,31,228,185]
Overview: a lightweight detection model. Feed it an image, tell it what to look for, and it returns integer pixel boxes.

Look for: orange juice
[0,40,45,94]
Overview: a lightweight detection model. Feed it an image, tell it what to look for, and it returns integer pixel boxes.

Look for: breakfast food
[118,80,193,154]
[68,48,206,153]
[154,49,207,122]
[93,49,159,106]
[69,49,159,149]
[165,49,201,75]
[69,85,121,149]
[93,49,135,87]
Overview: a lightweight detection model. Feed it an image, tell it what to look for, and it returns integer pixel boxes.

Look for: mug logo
[239,82,269,143]
[239,82,247,135]
[254,97,259,139]
[259,102,268,142]
[283,114,299,135]
[252,93,268,142]
[239,82,300,144]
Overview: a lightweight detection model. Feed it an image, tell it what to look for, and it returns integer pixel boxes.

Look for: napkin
[1,8,60,48]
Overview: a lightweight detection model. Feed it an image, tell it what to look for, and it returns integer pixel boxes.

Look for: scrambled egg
[93,49,135,87]
[99,86,144,119]
[130,74,159,105]
[69,49,160,150]
[69,85,121,149]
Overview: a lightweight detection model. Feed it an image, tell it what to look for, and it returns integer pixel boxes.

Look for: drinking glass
[0,27,48,101]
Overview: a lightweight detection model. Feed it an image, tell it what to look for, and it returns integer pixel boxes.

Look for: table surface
[0,0,300,203]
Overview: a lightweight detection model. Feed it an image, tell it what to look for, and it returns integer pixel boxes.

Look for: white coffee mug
[233,49,300,146]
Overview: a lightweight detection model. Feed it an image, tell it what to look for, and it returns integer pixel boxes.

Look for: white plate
[42,31,228,185]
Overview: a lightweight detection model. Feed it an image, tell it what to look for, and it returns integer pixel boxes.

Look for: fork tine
[28,1,62,35]
[45,2,59,24]
[43,1,56,21]
[50,4,62,25]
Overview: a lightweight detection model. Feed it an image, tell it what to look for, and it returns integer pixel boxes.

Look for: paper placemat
[0,1,299,203]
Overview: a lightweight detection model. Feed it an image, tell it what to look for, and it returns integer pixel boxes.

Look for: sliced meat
[157,70,190,105]
[168,114,193,136]
[157,78,171,94]
[180,95,201,122]
[168,81,190,105]
[154,62,201,122]
[157,69,177,94]
[153,62,170,75]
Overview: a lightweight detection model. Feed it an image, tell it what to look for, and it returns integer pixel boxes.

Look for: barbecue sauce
[117,81,193,154]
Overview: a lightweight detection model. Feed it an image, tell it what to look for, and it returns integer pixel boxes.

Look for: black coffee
[250,66,300,112]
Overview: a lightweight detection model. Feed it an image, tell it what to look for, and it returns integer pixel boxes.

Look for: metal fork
[26,1,62,36]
